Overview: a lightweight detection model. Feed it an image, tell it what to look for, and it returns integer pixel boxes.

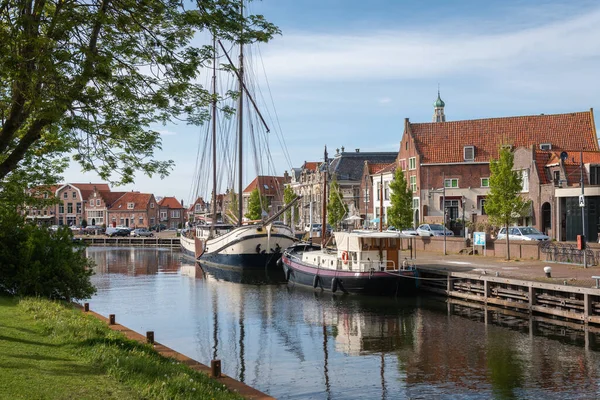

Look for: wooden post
[528,286,535,313]
[84,303,89,312]
[211,359,222,378]
[109,314,115,325]
[146,331,154,344]
[584,293,591,323]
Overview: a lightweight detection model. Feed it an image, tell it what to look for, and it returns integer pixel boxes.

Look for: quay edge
[417,266,600,326]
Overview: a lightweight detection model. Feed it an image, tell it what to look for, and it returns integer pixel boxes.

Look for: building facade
[107,192,158,228]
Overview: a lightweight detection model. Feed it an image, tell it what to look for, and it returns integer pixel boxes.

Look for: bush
[0,211,96,301]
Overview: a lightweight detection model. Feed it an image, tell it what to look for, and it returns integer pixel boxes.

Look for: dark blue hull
[180,245,196,260]
[200,251,283,271]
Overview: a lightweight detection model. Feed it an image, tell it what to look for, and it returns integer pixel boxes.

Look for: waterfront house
[55,183,110,227]
[85,188,126,227]
[397,101,599,240]
[242,175,290,220]
[158,197,185,229]
[106,192,158,228]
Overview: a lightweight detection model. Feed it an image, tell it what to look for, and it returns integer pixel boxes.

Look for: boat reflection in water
[197,261,287,285]
[88,247,600,400]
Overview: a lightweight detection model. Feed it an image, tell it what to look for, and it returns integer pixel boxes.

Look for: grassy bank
[0,296,243,400]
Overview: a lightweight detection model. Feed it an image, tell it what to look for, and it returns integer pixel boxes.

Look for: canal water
[87,247,600,399]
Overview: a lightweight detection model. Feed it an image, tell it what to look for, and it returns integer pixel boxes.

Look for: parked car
[107,228,130,237]
[497,226,550,241]
[49,225,60,232]
[417,223,454,237]
[131,228,154,237]
[401,227,419,236]
[83,225,105,235]
[150,223,167,231]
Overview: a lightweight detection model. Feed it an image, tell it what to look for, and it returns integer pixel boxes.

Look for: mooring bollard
[544,266,552,278]
[211,359,221,378]
[146,331,154,344]
[84,303,89,312]
[109,314,115,325]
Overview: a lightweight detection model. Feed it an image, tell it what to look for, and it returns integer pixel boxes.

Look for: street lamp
[462,195,466,238]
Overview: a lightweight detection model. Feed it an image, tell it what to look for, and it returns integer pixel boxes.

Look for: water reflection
[88,247,600,400]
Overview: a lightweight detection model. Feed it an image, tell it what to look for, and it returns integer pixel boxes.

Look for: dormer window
[464,146,475,161]
[540,143,552,151]
[127,202,134,209]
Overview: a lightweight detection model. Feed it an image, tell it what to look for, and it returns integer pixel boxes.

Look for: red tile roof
[534,151,553,184]
[546,151,600,166]
[408,110,598,164]
[100,191,126,206]
[243,176,288,195]
[158,197,183,209]
[108,192,154,211]
[303,161,319,171]
[368,163,391,174]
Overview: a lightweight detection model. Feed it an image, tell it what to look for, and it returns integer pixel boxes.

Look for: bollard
[146,331,154,344]
[211,359,221,378]
[544,266,552,278]
[109,314,115,325]
[84,303,89,312]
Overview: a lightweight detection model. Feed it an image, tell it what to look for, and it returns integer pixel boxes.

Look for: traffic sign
[579,194,585,207]
[473,232,486,246]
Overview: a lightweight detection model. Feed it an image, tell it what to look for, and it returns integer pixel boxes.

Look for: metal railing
[539,241,597,266]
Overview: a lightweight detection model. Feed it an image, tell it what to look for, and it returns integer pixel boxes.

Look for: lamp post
[442,182,446,256]
[364,174,368,229]
[580,151,587,268]
[462,195,466,238]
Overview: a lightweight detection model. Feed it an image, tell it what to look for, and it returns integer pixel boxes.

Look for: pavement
[409,249,600,289]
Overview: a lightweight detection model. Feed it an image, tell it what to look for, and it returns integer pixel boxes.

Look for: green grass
[0,296,244,400]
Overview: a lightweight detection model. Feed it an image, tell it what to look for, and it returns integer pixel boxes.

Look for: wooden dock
[77,236,180,248]
[418,266,600,326]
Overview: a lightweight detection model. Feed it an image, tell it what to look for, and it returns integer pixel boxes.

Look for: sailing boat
[281,148,418,295]
[181,8,296,271]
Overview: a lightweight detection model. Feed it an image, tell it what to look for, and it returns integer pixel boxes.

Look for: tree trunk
[505,222,511,260]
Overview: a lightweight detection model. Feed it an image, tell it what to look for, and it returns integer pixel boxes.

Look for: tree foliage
[485,148,529,260]
[0,210,96,301]
[225,189,239,224]
[0,0,279,185]
[387,167,413,230]
[245,188,267,221]
[327,176,348,228]
[283,185,299,224]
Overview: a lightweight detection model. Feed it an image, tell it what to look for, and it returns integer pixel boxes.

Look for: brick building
[158,197,185,229]
[107,192,158,228]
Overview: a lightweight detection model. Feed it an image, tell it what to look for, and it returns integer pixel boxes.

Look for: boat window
[388,239,397,248]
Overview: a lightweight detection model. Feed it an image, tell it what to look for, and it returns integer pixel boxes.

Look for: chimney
[355,149,360,153]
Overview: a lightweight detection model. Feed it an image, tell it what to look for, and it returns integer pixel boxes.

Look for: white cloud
[256,8,600,83]
[378,97,392,104]
[157,129,177,136]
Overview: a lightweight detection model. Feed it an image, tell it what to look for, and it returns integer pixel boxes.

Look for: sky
[63,0,600,205]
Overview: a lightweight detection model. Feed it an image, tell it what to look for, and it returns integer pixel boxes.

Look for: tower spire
[433,87,446,122]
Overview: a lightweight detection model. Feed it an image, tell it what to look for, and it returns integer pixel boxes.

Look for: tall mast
[237,0,244,226]
[210,34,217,237]
[321,146,328,248]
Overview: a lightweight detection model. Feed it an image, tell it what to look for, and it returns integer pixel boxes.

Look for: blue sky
[63,0,600,205]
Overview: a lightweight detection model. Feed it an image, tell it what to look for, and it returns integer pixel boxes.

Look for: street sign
[579,194,585,207]
[473,232,486,246]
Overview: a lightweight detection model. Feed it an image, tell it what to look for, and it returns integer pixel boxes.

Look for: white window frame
[410,175,417,192]
[160,211,167,221]
[444,178,458,188]
[96,199,101,206]
[127,202,134,209]
[521,169,529,192]
[464,146,475,161]
[539,143,552,150]
[171,210,181,218]
[412,197,419,210]
[408,157,416,170]
[150,203,154,209]
[481,178,490,188]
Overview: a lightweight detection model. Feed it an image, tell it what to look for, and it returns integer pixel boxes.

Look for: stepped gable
[329,152,397,181]
[408,110,598,164]
[108,192,153,211]
[158,197,183,209]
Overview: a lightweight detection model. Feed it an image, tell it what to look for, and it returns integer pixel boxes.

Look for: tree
[0,209,96,301]
[224,189,239,224]
[245,188,267,221]
[327,176,348,229]
[387,167,413,230]
[0,1,279,186]
[485,147,529,260]
[283,185,299,225]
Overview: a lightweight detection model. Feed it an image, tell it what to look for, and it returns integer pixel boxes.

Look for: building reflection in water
[88,247,600,400]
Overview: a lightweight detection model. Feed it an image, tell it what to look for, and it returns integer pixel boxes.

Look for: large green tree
[387,167,413,230]
[245,188,267,221]
[0,1,279,186]
[327,176,348,229]
[485,147,529,260]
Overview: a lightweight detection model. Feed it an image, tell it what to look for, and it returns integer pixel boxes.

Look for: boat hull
[199,224,296,270]
[281,252,418,296]
[180,235,197,260]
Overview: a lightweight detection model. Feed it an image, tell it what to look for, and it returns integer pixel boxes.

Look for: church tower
[433,89,446,122]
